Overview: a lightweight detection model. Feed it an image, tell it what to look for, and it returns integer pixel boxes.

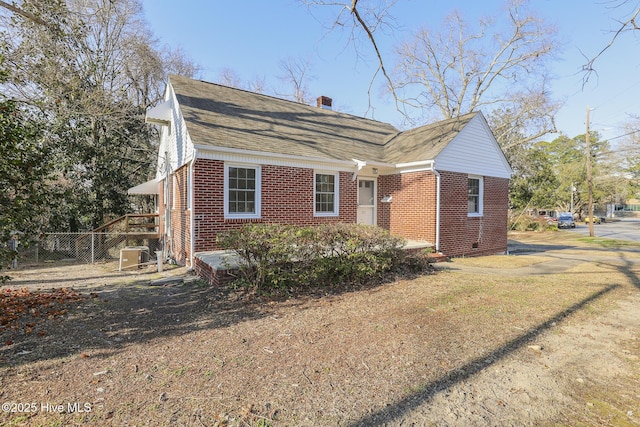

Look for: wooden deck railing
[75,214,160,259]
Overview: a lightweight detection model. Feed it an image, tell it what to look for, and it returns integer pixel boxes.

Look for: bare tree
[276,56,315,104]
[247,75,267,94]
[217,67,244,89]
[216,68,268,94]
[393,0,558,132]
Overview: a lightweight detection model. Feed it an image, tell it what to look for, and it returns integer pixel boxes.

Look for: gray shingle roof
[169,74,479,164]
[383,112,478,164]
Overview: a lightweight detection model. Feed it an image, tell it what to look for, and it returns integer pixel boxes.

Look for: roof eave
[193,144,360,167]
[145,101,172,126]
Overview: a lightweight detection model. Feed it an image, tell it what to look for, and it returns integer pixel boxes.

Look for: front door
[357,178,376,225]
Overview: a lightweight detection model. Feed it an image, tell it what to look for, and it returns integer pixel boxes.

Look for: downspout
[164,151,172,261]
[189,148,198,269]
[433,169,441,252]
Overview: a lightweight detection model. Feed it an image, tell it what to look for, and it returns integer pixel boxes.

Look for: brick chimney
[317,96,332,110]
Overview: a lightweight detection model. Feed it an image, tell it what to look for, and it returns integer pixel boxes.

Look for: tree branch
[0,0,47,26]
[583,4,640,85]
[349,0,399,109]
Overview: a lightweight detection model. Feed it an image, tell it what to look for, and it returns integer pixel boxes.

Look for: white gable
[434,114,512,179]
[154,80,195,179]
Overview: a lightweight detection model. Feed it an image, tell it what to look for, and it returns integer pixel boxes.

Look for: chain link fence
[14,233,161,265]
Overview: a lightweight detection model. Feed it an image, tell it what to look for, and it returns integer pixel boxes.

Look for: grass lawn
[1,231,639,426]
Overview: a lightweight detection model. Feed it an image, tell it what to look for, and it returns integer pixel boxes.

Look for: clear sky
[141,0,640,142]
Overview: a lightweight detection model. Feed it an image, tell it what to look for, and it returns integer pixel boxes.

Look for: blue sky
[141,0,639,142]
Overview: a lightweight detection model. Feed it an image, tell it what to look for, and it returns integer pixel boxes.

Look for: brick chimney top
[317,96,332,110]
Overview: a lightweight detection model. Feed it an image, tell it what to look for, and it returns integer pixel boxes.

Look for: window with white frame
[224,164,261,218]
[468,176,483,216]
[314,172,339,216]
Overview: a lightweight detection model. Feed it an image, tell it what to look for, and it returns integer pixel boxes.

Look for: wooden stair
[75,214,160,260]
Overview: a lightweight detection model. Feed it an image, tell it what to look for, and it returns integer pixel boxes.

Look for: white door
[357,178,376,225]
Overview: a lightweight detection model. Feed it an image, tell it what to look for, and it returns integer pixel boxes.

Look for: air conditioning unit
[119,246,149,271]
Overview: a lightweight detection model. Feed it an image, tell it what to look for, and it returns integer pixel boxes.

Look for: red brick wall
[169,159,508,262]
[377,171,437,243]
[170,165,191,265]
[192,160,357,253]
[438,171,509,257]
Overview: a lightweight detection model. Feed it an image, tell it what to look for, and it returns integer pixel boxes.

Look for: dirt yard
[1,231,639,426]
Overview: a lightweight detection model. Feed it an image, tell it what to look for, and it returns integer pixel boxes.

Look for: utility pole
[586,107,594,237]
[570,183,575,213]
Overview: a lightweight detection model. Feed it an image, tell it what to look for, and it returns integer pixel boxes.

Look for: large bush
[218,223,409,289]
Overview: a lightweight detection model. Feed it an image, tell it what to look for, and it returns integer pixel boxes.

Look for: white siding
[155,81,195,179]
[434,114,512,179]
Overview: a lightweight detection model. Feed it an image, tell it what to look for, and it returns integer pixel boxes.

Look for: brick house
[130,75,512,269]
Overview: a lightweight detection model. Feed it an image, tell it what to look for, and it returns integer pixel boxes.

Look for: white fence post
[91,233,95,264]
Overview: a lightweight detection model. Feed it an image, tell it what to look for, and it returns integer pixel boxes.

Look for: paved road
[565,217,640,242]
[434,221,640,276]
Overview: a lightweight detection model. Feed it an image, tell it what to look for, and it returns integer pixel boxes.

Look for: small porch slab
[404,240,448,262]
[193,250,240,286]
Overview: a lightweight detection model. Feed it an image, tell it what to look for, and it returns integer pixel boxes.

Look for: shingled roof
[169,74,479,165]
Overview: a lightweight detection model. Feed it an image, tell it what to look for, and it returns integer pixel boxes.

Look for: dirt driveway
[1,231,639,426]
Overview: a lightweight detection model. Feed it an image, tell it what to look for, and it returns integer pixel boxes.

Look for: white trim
[352,159,367,181]
[467,175,484,217]
[395,160,435,169]
[314,171,340,217]
[399,167,434,174]
[434,170,441,252]
[196,144,355,165]
[224,163,262,219]
[396,160,435,175]
[194,145,399,175]
[198,148,352,173]
[189,148,197,269]
[127,177,161,195]
[145,100,172,126]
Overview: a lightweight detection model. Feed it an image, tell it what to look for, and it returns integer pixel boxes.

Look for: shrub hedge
[217,223,411,289]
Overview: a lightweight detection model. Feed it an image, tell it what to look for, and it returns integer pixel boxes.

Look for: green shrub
[217,223,409,290]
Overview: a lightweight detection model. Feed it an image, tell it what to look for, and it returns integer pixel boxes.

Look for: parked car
[584,216,601,224]
[537,209,557,225]
[557,212,575,229]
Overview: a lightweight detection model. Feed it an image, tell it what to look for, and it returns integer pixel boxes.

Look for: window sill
[314,212,339,217]
[225,214,261,220]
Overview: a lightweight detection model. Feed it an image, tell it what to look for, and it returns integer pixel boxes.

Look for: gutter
[395,159,436,174]
[193,144,359,167]
[164,151,172,262]
[434,168,441,252]
[395,160,435,169]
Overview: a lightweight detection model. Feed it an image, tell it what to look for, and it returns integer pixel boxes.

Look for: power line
[607,129,640,141]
